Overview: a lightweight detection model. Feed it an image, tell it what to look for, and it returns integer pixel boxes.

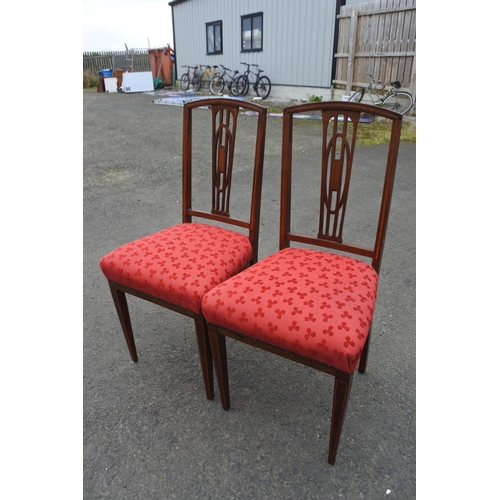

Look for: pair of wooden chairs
[99,98,403,465]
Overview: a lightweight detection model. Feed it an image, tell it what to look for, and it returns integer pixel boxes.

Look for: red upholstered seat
[202,247,378,373]
[101,223,253,314]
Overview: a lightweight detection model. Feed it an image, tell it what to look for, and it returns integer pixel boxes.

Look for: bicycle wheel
[381,91,413,115]
[234,75,249,96]
[349,89,367,104]
[229,79,239,96]
[192,74,201,92]
[255,76,271,99]
[180,73,189,91]
[209,75,224,95]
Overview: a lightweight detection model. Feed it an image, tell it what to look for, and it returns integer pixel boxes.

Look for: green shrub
[83,70,99,89]
[309,94,323,102]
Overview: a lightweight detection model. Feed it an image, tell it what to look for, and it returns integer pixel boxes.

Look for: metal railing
[83,49,152,74]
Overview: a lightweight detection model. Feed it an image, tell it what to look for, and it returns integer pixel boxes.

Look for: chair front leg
[109,282,138,362]
[328,371,353,465]
[208,329,230,411]
[194,318,214,401]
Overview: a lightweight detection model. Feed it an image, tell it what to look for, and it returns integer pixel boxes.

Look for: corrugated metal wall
[171,0,338,88]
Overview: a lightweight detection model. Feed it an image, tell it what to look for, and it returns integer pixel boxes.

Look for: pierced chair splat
[202,101,403,464]
[99,98,267,401]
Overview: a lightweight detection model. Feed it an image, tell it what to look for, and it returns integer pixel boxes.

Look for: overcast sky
[83,0,174,52]
[81,0,390,53]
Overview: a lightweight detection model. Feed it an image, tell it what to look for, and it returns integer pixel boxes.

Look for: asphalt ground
[83,90,416,499]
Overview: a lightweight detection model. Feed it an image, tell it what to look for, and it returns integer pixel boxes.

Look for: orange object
[148,47,175,86]
[112,69,129,88]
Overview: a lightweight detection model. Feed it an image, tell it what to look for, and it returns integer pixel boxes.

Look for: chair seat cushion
[201,247,379,373]
[100,223,253,314]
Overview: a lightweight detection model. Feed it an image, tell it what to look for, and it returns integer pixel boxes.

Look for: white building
[169,0,353,101]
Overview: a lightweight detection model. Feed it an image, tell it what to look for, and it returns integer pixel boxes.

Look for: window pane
[242,18,251,51]
[253,16,262,49]
[214,24,221,52]
[207,25,214,53]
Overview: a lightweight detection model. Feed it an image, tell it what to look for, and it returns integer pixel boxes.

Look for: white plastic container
[104,77,118,93]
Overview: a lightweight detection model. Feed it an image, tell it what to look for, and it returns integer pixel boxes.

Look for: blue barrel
[97,69,113,77]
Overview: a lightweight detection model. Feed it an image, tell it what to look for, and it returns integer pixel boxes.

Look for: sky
[80,0,386,53]
[83,0,174,52]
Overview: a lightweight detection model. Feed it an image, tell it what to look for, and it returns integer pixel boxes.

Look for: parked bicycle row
[179,62,272,99]
[179,66,413,114]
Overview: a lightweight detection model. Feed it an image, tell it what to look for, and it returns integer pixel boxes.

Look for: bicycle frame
[349,73,413,115]
[249,68,262,90]
[355,81,389,105]
[185,66,196,80]
[180,65,201,91]
[234,62,271,99]
[221,66,237,85]
[200,65,217,89]
[240,63,258,86]
[205,66,215,80]
[209,65,239,95]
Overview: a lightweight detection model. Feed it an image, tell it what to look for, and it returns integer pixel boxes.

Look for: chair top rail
[183,97,266,114]
[282,100,403,121]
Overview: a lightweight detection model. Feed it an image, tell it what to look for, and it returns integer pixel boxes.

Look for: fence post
[345,9,358,95]
[409,47,416,104]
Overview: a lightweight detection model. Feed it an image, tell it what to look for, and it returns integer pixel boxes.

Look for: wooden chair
[100,98,267,400]
[201,101,403,464]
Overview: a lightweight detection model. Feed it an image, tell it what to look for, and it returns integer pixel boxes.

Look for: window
[206,21,222,55]
[241,13,263,52]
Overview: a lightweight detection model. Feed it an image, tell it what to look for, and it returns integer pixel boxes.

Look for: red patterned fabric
[100,223,254,314]
[202,247,378,373]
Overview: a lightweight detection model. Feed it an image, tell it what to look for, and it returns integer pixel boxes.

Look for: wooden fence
[333,0,416,101]
[83,49,152,74]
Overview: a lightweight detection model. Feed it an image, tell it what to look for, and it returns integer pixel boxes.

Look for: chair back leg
[109,282,138,362]
[194,319,214,400]
[209,331,230,411]
[328,371,354,465]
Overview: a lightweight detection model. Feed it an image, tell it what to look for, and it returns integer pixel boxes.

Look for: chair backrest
[182,98,267,264]
[280,101,403,274]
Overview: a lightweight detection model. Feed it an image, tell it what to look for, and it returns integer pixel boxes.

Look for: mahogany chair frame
[105,98,267,401]
[206,101,403,464]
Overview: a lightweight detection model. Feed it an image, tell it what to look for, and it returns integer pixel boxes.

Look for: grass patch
[261,101,416,145]
[356,117,416,145]
[270,111,416,145]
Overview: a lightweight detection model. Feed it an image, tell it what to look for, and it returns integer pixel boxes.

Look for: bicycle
[233,63,254,96]
[349,73,413,115]
[180,65,201,91]
[209,65,240,96]
[234,63,272,100]
[199,64,218,90]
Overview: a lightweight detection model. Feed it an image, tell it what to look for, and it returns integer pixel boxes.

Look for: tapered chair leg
[328,371,353,465]
[358,327,372,374]
[208,331,230,411]
[194,319,214,400]
[109,283,138,362]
